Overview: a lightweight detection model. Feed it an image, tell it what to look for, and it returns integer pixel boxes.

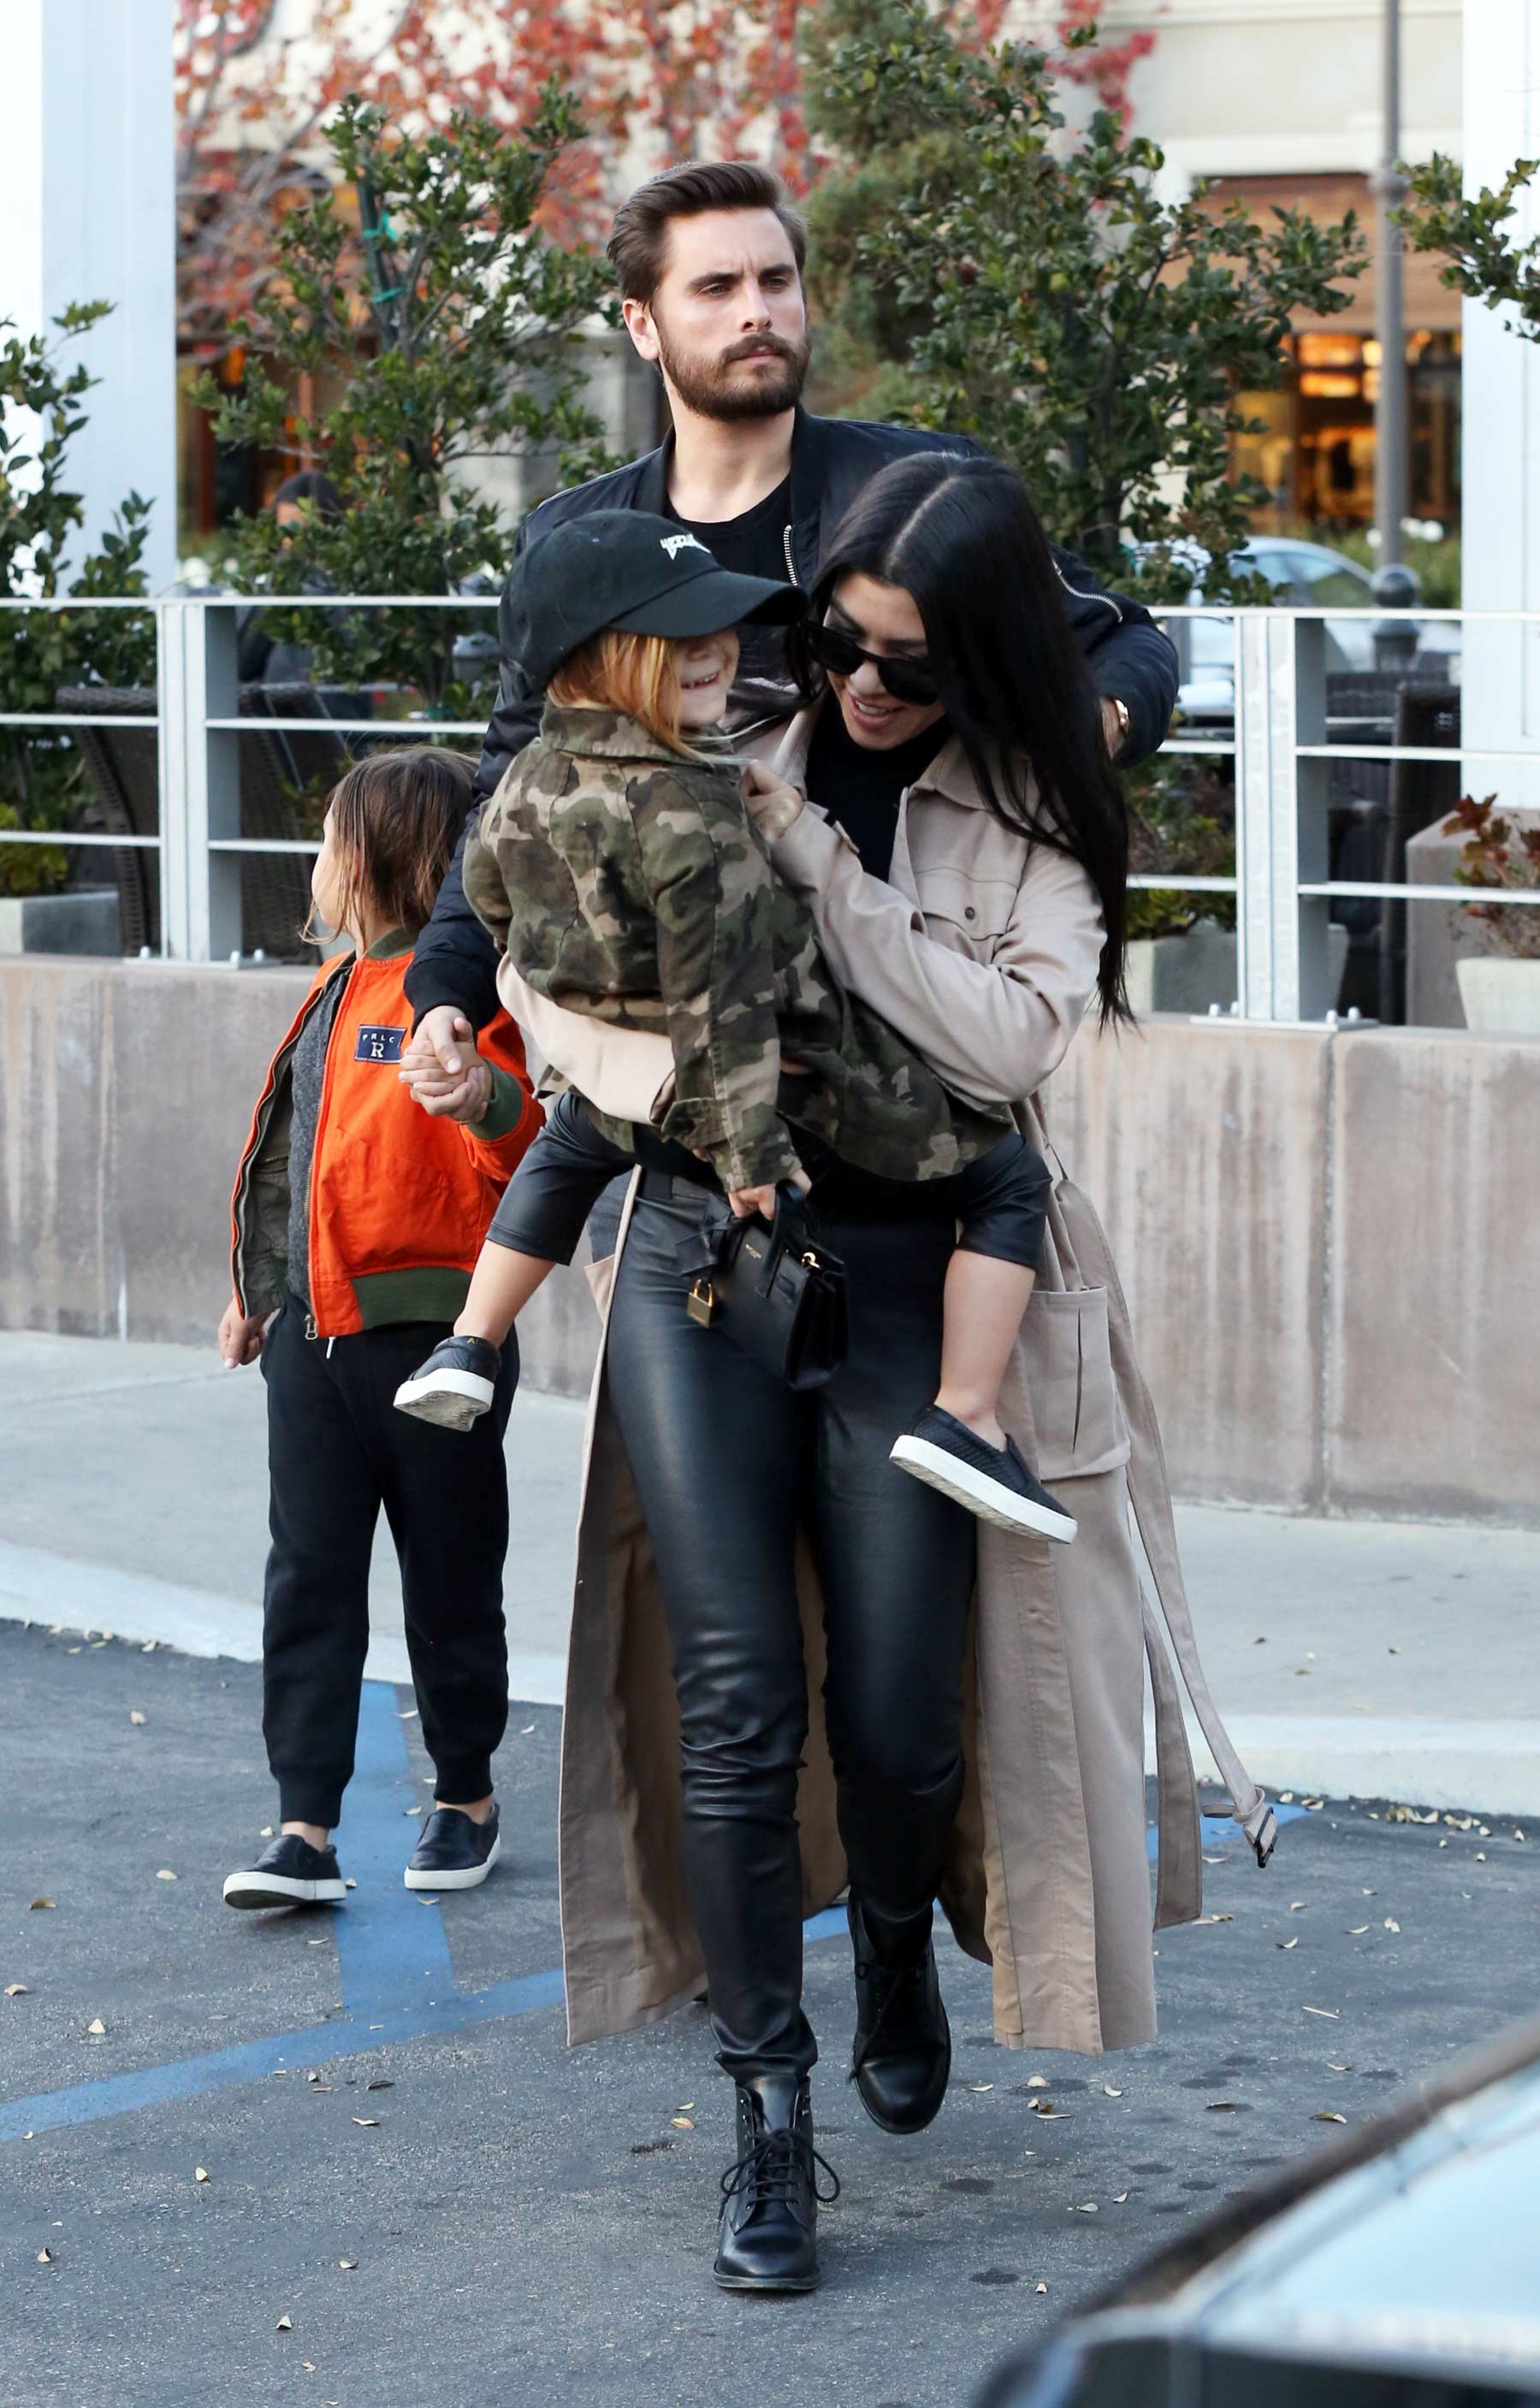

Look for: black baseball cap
[509,509,804,690]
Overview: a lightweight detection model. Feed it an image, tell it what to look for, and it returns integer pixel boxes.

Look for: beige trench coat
[515,711,1275,2060]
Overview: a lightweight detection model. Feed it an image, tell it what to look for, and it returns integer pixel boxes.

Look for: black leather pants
[606,1179,976,2081]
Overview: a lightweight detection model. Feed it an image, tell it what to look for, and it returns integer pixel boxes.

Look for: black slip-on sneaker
[394,1334,503,1431]
[891,1405,1077,1542]
[404,1803,501,1892]
[222,1832,346,1911]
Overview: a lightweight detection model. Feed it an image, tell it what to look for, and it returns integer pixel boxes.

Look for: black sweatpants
[260,1296,517,1829]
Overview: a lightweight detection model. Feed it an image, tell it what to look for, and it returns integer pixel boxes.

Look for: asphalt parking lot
[5,1616,1537,2408]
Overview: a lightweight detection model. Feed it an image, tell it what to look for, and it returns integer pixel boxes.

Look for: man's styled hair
[607,162,808,305]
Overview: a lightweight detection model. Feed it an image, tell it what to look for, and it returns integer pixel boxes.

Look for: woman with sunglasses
[503,450,1270,2296]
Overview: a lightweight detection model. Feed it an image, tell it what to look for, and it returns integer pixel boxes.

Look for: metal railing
[3,593,1538,1023]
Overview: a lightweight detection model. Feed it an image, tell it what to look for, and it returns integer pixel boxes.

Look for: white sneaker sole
[393,1368,495,1432]
[222,1870,347,1910]
[890,1437,1078,1542]
[403,1830,501,1891]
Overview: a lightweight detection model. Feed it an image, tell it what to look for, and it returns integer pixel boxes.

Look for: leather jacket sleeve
[1048,541,1177,767]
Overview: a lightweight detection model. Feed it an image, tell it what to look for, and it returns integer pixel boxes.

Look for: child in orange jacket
[218,747,540,1913]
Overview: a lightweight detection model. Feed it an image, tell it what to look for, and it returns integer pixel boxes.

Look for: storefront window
[1235,331,1461,538]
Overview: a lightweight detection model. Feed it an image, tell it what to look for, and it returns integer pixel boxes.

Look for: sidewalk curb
[0,1540,566,1707]
[1160,1712,1540,1818]
[6,1539,1537,1814]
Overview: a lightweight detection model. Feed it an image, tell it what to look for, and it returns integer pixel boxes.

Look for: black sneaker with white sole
[394,1334,503,1432]
[404,1803,501,1891]
[222,1832,346,1911]
[890,1405,1077,1541]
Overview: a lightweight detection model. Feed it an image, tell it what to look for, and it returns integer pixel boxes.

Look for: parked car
[978,2014,1540,2408]
[1156,538,1456,729]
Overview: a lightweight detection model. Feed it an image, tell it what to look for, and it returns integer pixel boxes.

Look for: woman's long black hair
[785,452,1132,1024]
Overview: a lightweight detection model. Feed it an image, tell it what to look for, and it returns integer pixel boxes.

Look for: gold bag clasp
[686,1278,718,1329]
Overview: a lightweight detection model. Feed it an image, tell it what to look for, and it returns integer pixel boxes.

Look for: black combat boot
[713,2073,838,2292]
[848,1897,952,2135]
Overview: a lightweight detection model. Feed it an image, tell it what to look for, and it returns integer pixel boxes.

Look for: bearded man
[402,159,1177,1109]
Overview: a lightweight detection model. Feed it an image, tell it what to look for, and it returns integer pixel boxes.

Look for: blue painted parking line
[332,1679,456,2016]
[0,1669,1307,2148]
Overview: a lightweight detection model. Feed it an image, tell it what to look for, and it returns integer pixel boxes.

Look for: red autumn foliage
[175,0,1156,357]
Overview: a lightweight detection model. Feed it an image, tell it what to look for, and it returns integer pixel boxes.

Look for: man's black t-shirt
[803,697,951,883]
[664,476,796,732]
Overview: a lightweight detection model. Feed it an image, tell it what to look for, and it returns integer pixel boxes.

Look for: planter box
[1125,917,1347,1016]
[1457,954,1540,1034]
[0,889,122,959]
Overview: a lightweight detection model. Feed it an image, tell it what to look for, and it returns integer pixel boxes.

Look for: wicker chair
[56,683,362,960]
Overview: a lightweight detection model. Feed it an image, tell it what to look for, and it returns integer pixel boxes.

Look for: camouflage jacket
[463,703,1010,1192]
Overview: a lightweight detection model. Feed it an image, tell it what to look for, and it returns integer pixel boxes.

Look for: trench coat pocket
[1018,1286,1129,1481]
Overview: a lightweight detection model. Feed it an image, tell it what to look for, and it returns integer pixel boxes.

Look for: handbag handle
[755,1180,816,1296]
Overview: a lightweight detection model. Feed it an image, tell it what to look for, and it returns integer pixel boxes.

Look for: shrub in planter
[1444,793,1540,1033]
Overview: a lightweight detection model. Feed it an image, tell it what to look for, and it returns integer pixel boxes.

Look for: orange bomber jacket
[230,929,541,1340]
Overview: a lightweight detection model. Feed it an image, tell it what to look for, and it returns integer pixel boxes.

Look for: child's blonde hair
[548,628,694,752]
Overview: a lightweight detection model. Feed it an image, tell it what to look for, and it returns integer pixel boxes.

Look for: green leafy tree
[192,90,619,711]
[0,306,156,892]
[1401,155,1540,342]
[801,0,1365,605]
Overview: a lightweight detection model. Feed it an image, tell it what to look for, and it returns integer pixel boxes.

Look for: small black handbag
[684,1182,849,1391]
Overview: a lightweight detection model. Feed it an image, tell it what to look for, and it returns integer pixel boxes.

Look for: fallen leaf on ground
[339,2259,358,2271]
[1195,1913,1233,1925]
[520,1724,535,1735]
[398,1708,418,1720]
[1034,2281,1048,2294]
[403,1806,422,1818]
[968,2083,994,2093]
[1102,2085,1122,2097]
[156,1870,177,1883]
[1112,2192,1129,2203]
[259,1827,273,1839]
[1347,1925,1369,1935]
[365,2079,393,2091]
[302,2365,316,2375]
[276,2314,293,2331]
[86,2018,106,2036]
[29,1900,54,1913]
[1315,2111,1347,2124]
[37,2248,51,2263]
[129,1711,146,1726]
[351,2117,379,2128]
[194,2168,210,2184]
[1383,1918,1401,1933]
[1302,2007,1340,2020]
[1025,2073,1050,2089]
[1476,1853,1487,1862]
[1206,2102,1239,2113]
[1202,1854,1228,1865]
[1289,1901,1306,1913]
[670,2115,694,2130]
[4,1984,27,1997]
[1277,1937,1300,1950]
[1069,2202,1099,2214]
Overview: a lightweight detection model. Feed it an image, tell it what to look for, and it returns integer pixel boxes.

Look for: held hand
[1100,695,1130,759]
[218,1296,265,1367]
[740,761,806,842]
[726,1166,813,1220]
[399,1008,491,1124]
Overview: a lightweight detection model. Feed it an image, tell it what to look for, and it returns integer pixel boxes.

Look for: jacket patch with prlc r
[354,1024,406,1064]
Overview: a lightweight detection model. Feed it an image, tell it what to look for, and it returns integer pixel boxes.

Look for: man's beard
[654,323,811,423]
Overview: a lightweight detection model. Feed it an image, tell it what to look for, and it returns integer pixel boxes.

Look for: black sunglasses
[805,619,940,708]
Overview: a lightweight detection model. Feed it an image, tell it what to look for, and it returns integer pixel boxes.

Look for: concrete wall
[4,958,1537,1524]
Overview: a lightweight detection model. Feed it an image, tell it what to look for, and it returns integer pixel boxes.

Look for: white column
[1460,0,1540,810]
[0,0,177,591]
